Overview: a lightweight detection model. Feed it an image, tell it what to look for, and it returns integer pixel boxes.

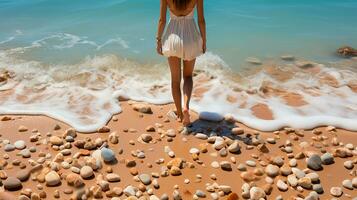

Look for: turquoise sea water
[1,0,357,66]
[1,0,357,132]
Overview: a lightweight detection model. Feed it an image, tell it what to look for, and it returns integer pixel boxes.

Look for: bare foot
[182,109,190,126]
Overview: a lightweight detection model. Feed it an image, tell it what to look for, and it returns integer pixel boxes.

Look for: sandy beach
[0,101,356,199]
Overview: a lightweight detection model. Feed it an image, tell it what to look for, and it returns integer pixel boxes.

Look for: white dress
[162,6,203,61]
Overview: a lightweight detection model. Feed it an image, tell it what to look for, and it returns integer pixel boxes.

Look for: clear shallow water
[1,0,357,66]
[0,0,357,132]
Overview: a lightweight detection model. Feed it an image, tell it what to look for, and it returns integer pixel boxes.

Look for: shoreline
[0,101,356,199]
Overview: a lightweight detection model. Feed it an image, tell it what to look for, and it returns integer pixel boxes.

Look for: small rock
[342,179,353,190]
[307,154,322,170]
[321,153,334,165]
[195,190,206,198]
[199,112,224,122]
[189,148,200,154]
[14,140,26,150]
[344,160,354,169]
[66,173,84,188]
[249,186,266,200]
[3,177,22,191]
[80,166,94,179]
[281,55,295,61]
[139,174,151,185]
[228,141,240,154]
[231,127,244,135]
[220,161,232,171]
[4,144,15,152]
[45,171,61,186]
[298,177,312,189]
[246,57,262,65]
[49,136,63,146]
[101,147,116,163]
[141,134,153,143]
[265,164,279,177]
[277,180,288,191]
[106,173,121,182]
[133,103,152,114]
[330,187,343,197]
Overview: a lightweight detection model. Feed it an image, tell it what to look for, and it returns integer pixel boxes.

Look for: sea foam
[0,43,357,132]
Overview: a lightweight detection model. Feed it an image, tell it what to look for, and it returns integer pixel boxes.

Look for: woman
[156,0,206,126]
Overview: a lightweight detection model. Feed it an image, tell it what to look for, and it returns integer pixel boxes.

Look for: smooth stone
[249,187,266,200]
[220,161,232,171]
[211,161,220,169]
[80,166,94,179]
[213,137,225,150]
[141,134,152,143]
[265,164,280,177]
[139,174,151,185]
[321,153,334,165]
[3,177,22,191]
[16,169,31,181]
[344,160,354,169]
[305,191,319,200]
[281,55,295,61]
[195,190,206,198]
[199,112,224,122]
[66,173,84,188]
[123,185,137,196]
[231,127,244,135]
[45,171,61,186]
[306,173,319,183]
[352,177,357,188]
[4,144,15,152]
[14,140,26,150]
[292,168,306,179]
[101,148,116,163]
[246,57,262,65]
[307,154,322,170]
[49,136,63,146]
[277,180,288,191]
[246,160,256,167]
[298,177,312,189]
[342,179,353,190]
[195,133,208,140]
[20,149,31,158]
[228,141,240,154]
[287,174,298,187]
[106,173,121,182]
[189,148,200,154]
[330,187,343,197]
[312,184,324,194]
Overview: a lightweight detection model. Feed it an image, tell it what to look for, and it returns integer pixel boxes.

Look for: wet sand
[0,101,356,199]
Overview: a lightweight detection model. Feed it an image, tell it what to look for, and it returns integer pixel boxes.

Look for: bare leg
[182,59,195,125]
[168,57,183,121]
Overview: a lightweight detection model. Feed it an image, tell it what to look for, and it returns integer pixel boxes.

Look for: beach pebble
[213,137,225,150]
[3,177,22,191]
[313,184,324,194]
[106,173,121,182]
[16,169,31,181]
[199,112,224,122]
[231,127,244,135]
[211,161,220,169]
[249,186,265,200]
[195,190,206,198]
[80,166,93,179]
[141,134,153,143]
[292,168,306,179]
[18,126,28,132]
[281,55,295,61]
[307,154,322,170]
[277,180,288,191]
[220,161,232,171]
[14,140,26,150]
[49,136,63,146]
[265,164,280,177]
[246,160,256,167]
[321,153,334,165]
[66,173,84,188]
[287,174,298,187]
[306,172,320,183]
[124,185,137,196]
[195,133,208,140]
[305,191,319,200]
[228,141,240,153]
[189,148,200,154]
[133,103,152,113]
[298,177,312,189]
[20,149,31,158]
[353,177,357,188]
[45,171,61,186]
[246,57,262,65]
[170,166,182,176]
[330,187,343,197]
[139,174,151,185]
[101,147,116,163]
[342,179,353,190]
[344,160,354,169]
[166,129,176,137]
[4,144,15,152]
